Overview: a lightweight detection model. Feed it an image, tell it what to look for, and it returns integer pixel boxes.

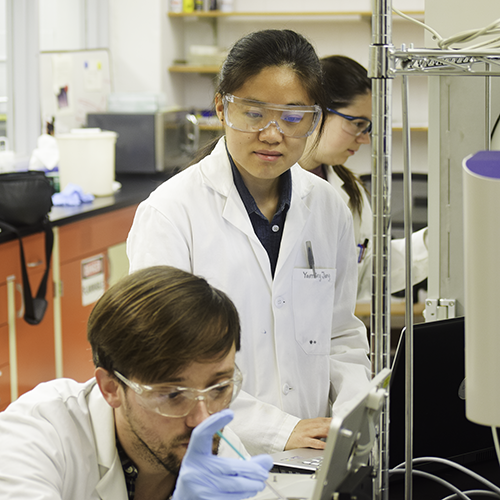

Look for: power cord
[390,469,473,500]
[442,490,500,500]
[390,456,500,500]
[392,7,500,51]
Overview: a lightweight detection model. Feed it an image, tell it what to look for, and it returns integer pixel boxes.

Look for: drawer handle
[27,260,43,268]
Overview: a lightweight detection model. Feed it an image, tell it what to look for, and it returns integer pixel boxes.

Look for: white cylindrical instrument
[463,150,500,426]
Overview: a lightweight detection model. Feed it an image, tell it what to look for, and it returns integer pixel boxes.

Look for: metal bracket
[368,44,396,79]
[424,298,456,321]
[388,48,500,77]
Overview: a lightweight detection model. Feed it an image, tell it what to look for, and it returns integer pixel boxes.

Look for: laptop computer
[250,368,392,500]
[389,316,495,469]
[271,448,325,474]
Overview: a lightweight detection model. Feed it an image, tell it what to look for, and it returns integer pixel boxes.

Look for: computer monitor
[389,316,495,469]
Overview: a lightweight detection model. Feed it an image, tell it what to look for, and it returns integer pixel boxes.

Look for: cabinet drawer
[59,205,138,264]
[0,232,49,283]
[0,238,19,282]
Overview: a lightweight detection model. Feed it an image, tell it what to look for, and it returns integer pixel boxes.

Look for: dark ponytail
[331,164,368,217]
[322,55,371,216]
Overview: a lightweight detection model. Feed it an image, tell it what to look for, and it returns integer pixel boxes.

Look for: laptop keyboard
[271,455,324,474]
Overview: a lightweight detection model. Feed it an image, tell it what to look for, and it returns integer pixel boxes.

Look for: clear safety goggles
[114,365,243,418]
[328,108,372,137]
[223,93,322,138]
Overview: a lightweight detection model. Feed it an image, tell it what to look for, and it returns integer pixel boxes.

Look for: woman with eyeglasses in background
[300,55,428,301]
[127,30,370,457]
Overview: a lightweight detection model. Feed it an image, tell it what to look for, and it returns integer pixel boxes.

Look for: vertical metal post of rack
[368,10,500,496]
[401,71,414,500]
[485,63,491,151]
[369,1,393,499]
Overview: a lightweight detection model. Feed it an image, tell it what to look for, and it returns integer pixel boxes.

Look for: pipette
[216,430,288,500]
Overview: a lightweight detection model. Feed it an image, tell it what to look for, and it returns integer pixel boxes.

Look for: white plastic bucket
[56,128,118,196]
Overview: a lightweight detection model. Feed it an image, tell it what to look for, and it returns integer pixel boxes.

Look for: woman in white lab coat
[300,55,428,302]
[127,30,370,455]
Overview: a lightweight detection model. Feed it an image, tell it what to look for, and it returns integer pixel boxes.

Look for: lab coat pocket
[292,268,336,355]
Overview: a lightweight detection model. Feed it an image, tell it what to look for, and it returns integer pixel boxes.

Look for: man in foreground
[0,265,272,500]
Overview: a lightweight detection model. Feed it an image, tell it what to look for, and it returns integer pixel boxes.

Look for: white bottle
[218,0,234,12]
[170,0,183,12]
[0,137,15,173]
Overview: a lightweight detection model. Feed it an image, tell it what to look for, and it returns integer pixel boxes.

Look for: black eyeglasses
[327,108,372,137]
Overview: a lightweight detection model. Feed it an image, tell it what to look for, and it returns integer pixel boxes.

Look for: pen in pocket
[357,238,369,263]
[306,241,317,278]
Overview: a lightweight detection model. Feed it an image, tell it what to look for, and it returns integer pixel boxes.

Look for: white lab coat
[127,138,371,455]
[0,378,248,500]
[324,165,428,302]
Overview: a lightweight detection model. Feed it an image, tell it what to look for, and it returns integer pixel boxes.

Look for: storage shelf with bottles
[167,10,425,74]
[168,11,424,18]
[199,123,222,131]
[393,125,428,132]
[169,64,220,73]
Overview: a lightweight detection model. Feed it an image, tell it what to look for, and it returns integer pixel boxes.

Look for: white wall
[0,0,7,115]
[108,0,166,93]
[39,0,85,51]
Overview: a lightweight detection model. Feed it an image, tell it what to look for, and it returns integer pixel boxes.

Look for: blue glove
[52,183,94,206]
[172,409,273,500]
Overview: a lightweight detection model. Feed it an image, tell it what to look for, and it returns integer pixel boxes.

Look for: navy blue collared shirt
[117,437,138,500]
[117,438,174,499]
[228,152,291,277]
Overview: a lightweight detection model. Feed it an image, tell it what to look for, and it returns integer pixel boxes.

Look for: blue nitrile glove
[171,409,273,500]
[52,183,94,206]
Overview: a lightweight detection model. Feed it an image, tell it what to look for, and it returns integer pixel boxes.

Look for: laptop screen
[389,316,495,469]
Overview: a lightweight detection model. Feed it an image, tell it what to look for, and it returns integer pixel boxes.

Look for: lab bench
[0,173,171,410]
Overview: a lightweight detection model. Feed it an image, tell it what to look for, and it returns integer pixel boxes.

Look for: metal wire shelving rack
[369,2,500,499]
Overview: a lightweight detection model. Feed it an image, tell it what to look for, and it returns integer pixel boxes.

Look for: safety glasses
[223,94,322,138]
[327,108,372,137]
[114,365,243,418]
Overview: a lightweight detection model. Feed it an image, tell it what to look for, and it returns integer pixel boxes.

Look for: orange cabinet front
[58,206,137,382]
[0,324,9,411]
[59,257,103,381]
[0,232,56,400]
[0,204,138,406]
[16,267,56,396]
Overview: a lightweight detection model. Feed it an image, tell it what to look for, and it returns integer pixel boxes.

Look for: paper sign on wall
[81,254,105,306]
[83,59,103,92]
[51,54,74,115]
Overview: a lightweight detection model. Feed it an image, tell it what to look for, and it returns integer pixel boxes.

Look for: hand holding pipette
[216,429,288,500]
[172,409,274,500]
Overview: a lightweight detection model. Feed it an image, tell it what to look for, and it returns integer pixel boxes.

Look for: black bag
[0,171,54,325]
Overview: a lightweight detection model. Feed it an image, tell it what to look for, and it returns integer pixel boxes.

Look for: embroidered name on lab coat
[302,270,332,282]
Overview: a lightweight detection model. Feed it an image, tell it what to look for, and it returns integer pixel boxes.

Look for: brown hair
[87,266,240,383]
[322,55,372,216]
